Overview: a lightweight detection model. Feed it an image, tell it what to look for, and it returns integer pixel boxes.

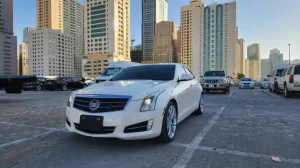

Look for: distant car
[22,77,47,91]
[277,64,300,98]
[239,78,255,89]
[261,78,270,89]
[66,64,204,142]
[200,70,230,94]
[95,61,140,83]
[44,77,87,91]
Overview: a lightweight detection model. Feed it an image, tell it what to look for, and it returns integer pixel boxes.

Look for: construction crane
[131,34,135,50]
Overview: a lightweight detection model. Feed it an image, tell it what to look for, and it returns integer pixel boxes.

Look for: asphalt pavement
[0,88,300,168]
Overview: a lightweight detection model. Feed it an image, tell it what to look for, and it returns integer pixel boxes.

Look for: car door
[278,69,287,90]
[173,66,191,121]
[184,67,199,111]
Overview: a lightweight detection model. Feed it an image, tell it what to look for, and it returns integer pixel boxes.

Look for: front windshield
[111,65,175,81]
[204,71,225,77]
[103,68,122,76]
[276,69,284,76]
[241,78,252,81]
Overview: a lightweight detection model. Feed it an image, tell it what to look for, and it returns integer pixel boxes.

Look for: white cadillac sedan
[66,64,204,142]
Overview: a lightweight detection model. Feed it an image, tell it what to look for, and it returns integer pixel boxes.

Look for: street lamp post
[289,44,291,64]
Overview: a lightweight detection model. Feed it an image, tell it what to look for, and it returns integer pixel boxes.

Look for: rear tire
[36,85,42,91]
[61,85,68,91]
[159,101,177,143]
[284,85,292,98]
[275,84,280,94]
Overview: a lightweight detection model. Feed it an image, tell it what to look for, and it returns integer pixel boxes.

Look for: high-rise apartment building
[238,39,246,74]
[191,1,237,78]
[83,0,131,78]
[142,0,168,61]
[177,29,181,63]
[28,29,75,77]
[0,0,17,76]
[269,48,283,72]
[245,59,249,77]
[247,43,261,81]
[23,27,36,42]
[261,58,269,80]
[235,42,240,75]
[182,0,203,72]
[153,21,177,63]
[35,0,84,77]
[19,42,29,75]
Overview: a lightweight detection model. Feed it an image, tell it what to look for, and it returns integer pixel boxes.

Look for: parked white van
[269,64,290,92]
[95,61,140,83]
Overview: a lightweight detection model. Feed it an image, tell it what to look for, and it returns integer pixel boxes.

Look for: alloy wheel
[167,105,177,139]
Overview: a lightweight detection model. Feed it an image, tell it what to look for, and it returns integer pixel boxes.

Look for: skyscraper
[261,59,269,80]
[0,0,17,76]
[191,1,237,78]
[23,27,36,42]
[142,0,168,61]
[247,43,261,81]
[238,39,246,74]
[34,0,84,77]
[19,42,29,75]
[153,21,177,63]
[269,48,283,72]
[182,0,203,71]
[83,0,131,78]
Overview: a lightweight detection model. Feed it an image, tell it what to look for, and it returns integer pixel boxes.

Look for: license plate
[80,115,103,131]
[209,84,214,88]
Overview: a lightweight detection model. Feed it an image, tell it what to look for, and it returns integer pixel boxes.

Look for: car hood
[76,80,173,100]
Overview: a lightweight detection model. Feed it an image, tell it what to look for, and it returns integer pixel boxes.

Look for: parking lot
[0,88,300,168]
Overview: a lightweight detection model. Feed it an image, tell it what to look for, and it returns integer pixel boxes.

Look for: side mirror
[178,74,193,82]
[200,75,203,78]
[267,75,270,78]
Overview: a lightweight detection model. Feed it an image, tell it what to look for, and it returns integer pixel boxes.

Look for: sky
[13,0,300,60]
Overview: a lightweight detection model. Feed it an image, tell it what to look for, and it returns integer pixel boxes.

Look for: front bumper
[239,84,254,88]
[66,100,164,140]
[201,83,228,90]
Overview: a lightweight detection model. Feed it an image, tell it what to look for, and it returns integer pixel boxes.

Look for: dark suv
[44,77,87,91]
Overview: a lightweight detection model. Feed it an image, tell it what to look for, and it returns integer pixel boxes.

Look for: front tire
[159,101,177,143]
[61,85,68,91]
[194,93,204,115]
[36,85,42,91]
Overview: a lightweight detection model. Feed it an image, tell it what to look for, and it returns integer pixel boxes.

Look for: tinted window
[111,65,176,81]
[294,65,300,74]
[241,78,252,81]
[282,69,287,76]
[276,69,284,76]
[103,68,122,76]
[287,67,293,75]
[204,71,225,77]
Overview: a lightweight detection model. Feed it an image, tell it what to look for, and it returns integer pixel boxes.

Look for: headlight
[220,79,227,83]
[67,92,77,107]
[140,90,164,112]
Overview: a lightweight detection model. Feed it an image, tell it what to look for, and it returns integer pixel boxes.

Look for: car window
[184,67,194,78]
[276,69,284,76]
[178,66,187,78]
[103,68,122,76]
[287,67,293,75]
[241,78,252,81]
[294,65,300,74]
[111,65,176,81]
[204,71,225,77]
[282,69,287,76]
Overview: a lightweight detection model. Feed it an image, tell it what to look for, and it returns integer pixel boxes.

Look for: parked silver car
[200,70,230,94]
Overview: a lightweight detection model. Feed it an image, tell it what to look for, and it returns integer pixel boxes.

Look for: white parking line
[262,90,282,98]
[171,143,300,165]
[0,121,66,132]
[0,130,56,149]
[173,107,225,168]
[229,88,238,98]
[1,106,66,117]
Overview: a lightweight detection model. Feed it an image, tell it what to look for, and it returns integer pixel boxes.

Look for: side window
[287,67,293,75]
[294,65,300,75]
[282,69,287,76]
[178,66,187,78]
[184,67,194,78]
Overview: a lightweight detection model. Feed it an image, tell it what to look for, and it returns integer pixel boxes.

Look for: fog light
[147,119,154,130]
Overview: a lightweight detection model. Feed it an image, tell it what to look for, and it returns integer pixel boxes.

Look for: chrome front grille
[205,80,218,83]
[73,96,130,113]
